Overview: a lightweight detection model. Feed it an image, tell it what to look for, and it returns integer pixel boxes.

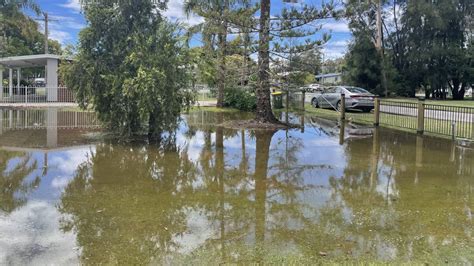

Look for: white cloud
[50,15,86,30]
[322,39,350,59]
[322,20,350,33]
[163,0,204,26]
[49,148,92,176]
[36,13,85,45]
[0,201,79,265]
[60,0,81,13]
[48,29,72,44]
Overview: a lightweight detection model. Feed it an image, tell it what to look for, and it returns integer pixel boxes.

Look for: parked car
[307,83,323,92]
[310,86,375,112]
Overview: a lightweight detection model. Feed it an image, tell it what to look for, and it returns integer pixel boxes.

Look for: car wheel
[363,107,373,113]
[311,98,319,108]
[336,101,342,112]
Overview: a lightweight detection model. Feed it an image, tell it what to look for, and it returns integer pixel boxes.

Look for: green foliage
[61,1,193,137]
[223,87,256,111]
[285,71,315,87]
[345,0,473,99]
[343,32,384,95]
[0,1,61,57]
[288,49,322,75]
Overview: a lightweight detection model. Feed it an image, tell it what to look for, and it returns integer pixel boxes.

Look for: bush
[223,87,256,111]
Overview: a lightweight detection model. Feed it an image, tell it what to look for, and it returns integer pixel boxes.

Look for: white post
[16,68,21,88]
[0,110,3,135]
[9,68,13,97]
[0,68,3,99]
[46,58,58,102]
[46,108,58,148]
[25,109,28,128]
[8,109,12,128]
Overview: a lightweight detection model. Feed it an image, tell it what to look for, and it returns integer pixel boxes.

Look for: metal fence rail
[373,99,474,140]
[288,91,305,111]
[0,109,100,130]
[379,100,418,130]
[424,104,474,139]
[0,86,75,103]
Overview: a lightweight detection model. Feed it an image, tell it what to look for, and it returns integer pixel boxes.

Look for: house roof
[0,54,66,68]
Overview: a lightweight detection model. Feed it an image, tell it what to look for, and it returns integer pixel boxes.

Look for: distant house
[315,73,342,85]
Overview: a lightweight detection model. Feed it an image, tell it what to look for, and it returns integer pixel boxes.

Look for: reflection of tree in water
[59,138,200,264]
[194,128,321,263]
[311,130,474,261]
[58,116,321,263]
[57,111,473,263]
[0,150,40,213]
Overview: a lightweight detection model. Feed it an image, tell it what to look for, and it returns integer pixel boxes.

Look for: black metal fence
[376,100,474,140]
[379,100,418,130]
[424,104,474,139]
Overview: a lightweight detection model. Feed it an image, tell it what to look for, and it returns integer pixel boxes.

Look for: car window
[345,87,369,93]
[326,87,336,93]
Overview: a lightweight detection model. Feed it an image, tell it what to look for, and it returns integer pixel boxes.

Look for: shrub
[223,87,256,111]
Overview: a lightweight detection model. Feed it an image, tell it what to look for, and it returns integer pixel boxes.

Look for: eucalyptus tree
[62,0,193,138]
[345,0,473,99]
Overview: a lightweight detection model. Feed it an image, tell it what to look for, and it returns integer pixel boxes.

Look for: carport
[0,54,61,101]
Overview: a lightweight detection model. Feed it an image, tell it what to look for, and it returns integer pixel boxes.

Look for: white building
[0,54,62,101]
[315,73,342,85]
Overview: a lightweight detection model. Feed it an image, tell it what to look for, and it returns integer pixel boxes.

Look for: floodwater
[0,108,473,264]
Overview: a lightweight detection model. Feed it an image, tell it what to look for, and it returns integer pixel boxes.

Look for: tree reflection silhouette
[56,113,473,263]
[0,150,40,213]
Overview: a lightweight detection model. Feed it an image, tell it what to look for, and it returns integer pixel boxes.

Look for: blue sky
[33,0,351,58]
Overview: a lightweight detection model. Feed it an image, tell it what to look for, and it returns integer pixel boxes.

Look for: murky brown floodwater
[0,108,473,264]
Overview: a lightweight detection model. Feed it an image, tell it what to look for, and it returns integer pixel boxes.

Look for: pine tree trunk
[254,130,274,246]
[256,0,278,123]
[217,31,226,107]
[216,3,228,108]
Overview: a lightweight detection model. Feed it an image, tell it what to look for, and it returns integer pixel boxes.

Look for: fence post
[374,97,380,126]
[301,90,305,111]
[417,98,425,135]
[25,86,28,103]
[451,122,456,141]
[340,93,346,121]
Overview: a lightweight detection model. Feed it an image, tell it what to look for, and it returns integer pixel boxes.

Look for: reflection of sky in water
[0,147,93,264]
[0,111,473,264]
[0,200,79,265]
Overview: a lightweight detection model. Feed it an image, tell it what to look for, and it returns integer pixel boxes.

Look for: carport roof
[0,54,64,68]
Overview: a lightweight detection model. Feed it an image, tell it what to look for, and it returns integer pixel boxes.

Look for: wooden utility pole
[374,0,388,97]
[44,13,49,54]
[375,0,382,50]
[36,13,57,54]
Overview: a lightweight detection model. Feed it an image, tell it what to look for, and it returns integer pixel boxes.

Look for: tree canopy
[61,0,193,137]
[343,0,473,99]
[0,0,61,57]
